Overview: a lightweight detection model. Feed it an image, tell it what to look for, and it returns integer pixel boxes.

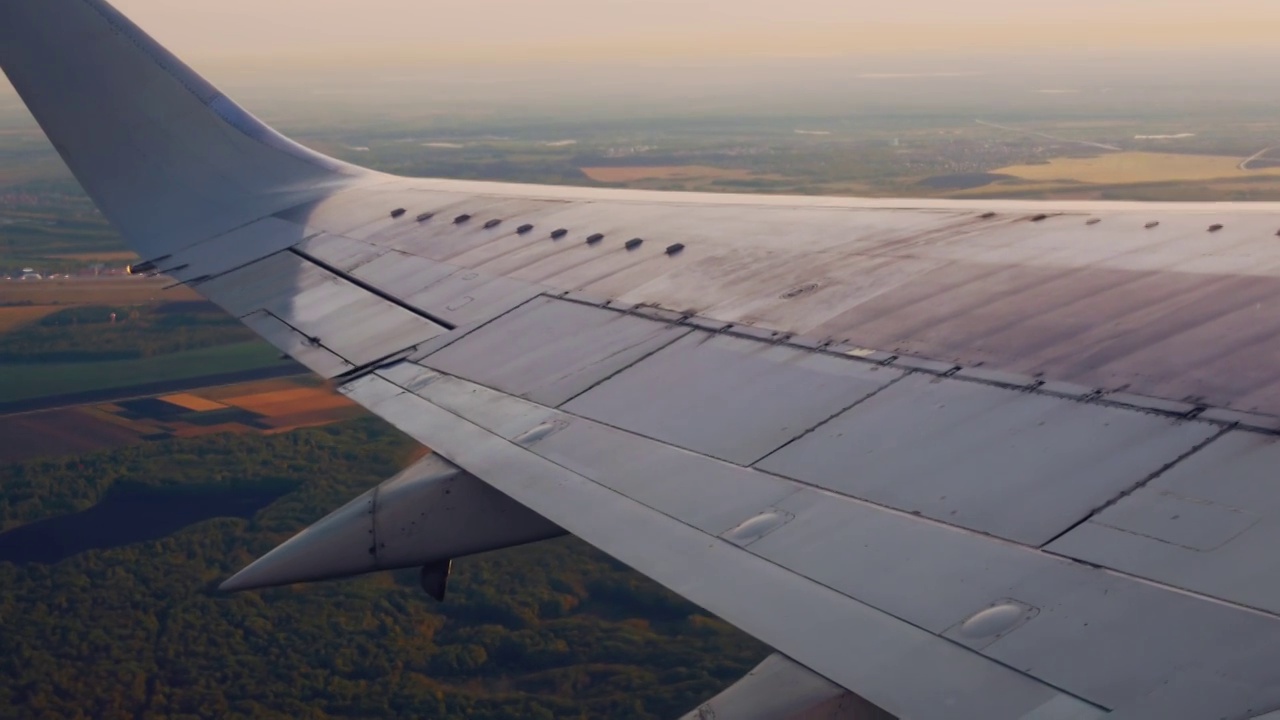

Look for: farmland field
[0,341,290,403]
[0,407,141,461]
[0,277,199,305]
[47,250,139,263]
[0,303,60,331]
[580,165,774,183]
[995,151,1280,185]
[0,375,360,462]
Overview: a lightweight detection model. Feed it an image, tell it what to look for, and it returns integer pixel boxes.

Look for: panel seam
[552,324,695,409]
[1039,424,1233,548]
[409,292,552,363]
[289,246,457,331]
[748,373,908,468]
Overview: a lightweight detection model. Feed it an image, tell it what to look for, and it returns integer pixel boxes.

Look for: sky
[111,0,1280,66]
[4,0,1280,119]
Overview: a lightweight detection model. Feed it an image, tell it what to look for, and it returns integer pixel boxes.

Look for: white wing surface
[8,2,1280,718]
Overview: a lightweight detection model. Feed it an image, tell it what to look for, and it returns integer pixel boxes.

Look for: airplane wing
[9,2,1280,718]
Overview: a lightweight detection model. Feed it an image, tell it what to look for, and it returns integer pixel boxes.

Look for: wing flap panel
[744,487,1280,716]
[757,372,1220,545]
[354,362,1280,718]
[160,217,311,283]
[1049,429,1280,615]
[198,250,329,318]
[295,233,387,273]
[241,310,353,377]
[380,364,802,535]
[340,371,1106,720]
[561,330,903,465]
[349,250,458,297]
[401,271,543,328]
[199,251,448,374]
[679,653,891,720]
[422,296,694,407]
[349,251,545,328]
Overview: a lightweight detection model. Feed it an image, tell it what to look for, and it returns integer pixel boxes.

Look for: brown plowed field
[159,393,229,412]
[49,251,140,262]
[0,409,141,462]
[260,407,366,432]
[0,278,201,305]
[224,389,354,416]
[0,304,62,332]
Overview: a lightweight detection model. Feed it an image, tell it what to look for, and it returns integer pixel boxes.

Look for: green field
[0,341,290,402]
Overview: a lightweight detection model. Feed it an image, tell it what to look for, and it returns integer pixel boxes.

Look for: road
[1239,145,1280,170]
[975,119,1123,152]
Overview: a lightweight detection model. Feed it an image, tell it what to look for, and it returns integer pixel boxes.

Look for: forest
[0,418,766,719]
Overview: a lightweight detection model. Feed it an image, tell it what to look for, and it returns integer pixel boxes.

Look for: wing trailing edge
[679,653,893,720]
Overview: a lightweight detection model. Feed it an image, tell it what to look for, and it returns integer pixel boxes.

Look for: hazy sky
[112,0,1280,65]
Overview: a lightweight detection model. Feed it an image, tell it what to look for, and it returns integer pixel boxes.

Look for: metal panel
[196,251,322,318]
[748,488,1070,634]
[510,410,802,535]
[1049,430,1280,614]
[382,360,799,534]
[810,261,1280,418]
[387,359,804,535]
[200,251,447,367]
[404,320,491,363]
[380,365,1280,718]
[377,364,560,440]
[255,275,446,368]
[164,217,309,283]
[563,332,903,465]
[402,269,544,328]
[421,297,692,407]
[343,373,1104,720]
[242,310,352,377]
[745,488,1280,718]
[294,233,385,272]
[350,249,456,298]
[757,373,1220,545]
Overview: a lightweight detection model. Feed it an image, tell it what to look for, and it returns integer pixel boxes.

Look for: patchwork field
[0,376,363,462]
[580,165,769,183]
[0,277,200,306]
[995,151,1280,185]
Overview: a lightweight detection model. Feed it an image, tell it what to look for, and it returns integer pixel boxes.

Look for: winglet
[0,0,369,259]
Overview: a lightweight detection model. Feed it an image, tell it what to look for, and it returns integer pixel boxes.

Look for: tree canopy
[0,418,766,719]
